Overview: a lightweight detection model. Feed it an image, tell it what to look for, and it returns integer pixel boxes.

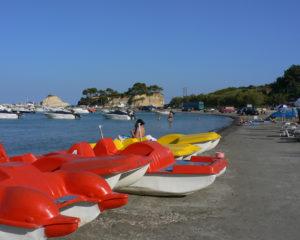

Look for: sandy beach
[58,121,300,240]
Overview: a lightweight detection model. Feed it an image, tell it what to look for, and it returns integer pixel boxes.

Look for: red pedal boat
[0,144,127,240]
[7,141,151,190]
[94,140,228,196]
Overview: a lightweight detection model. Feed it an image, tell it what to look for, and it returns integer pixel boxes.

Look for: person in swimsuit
[131,119,145,138]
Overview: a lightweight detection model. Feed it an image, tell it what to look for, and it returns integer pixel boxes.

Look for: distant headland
[78,82,164,108]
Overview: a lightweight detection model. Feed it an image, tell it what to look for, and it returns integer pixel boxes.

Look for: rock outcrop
[41,95,69,108]
[104,93,164,108]
[130,93,164,107]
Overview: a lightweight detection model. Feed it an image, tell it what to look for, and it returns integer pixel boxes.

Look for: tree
[147,85,163,94]
[126,82,148,96]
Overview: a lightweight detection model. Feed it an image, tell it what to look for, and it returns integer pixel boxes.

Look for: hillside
[169,65,300,108]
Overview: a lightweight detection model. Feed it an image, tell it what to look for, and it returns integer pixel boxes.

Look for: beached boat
[104,110,133,120]
[44,110,80,120]
[0,146,128,239]
[8,141,151,190]
[95,140,227,196]
[158,132,221,153]
[111,137,202,160]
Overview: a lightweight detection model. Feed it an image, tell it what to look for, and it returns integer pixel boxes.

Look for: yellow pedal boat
[91,137,201,160]
[157,132,221,152]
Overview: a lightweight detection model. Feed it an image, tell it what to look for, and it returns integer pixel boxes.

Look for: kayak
[94,140,228,196]
[157,132,221,152]
[0,144,128,240]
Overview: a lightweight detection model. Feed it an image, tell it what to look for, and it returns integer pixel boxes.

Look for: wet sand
[58,121,300,240]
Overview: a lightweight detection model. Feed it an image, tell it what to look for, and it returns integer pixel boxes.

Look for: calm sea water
[0,112,232,156]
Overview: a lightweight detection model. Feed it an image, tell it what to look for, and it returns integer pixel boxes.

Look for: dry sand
[57,121,300,240]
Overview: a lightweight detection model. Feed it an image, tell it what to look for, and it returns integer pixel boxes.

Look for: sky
[0,0,299,104]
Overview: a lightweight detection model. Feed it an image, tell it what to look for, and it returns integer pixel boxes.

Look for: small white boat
[155,110,170,115]
[45,110,80,120]
[71,107,90,114]
[0,109,21,120]
[104,110,133,120]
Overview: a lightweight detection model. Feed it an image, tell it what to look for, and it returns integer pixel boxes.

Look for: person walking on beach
[131,119,146,139]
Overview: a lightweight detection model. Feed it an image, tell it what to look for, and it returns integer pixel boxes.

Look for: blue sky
[0,0,299,104]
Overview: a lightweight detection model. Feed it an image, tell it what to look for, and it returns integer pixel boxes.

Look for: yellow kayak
[91,137,200,159]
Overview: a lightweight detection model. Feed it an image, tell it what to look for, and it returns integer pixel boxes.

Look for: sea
[0,112,233,156]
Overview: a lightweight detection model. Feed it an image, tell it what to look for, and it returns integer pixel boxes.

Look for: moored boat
[71,107,90,114]
[44,110,80,120]
[104,110,134,120]
[0,105,21,119]
[0,110,20,119]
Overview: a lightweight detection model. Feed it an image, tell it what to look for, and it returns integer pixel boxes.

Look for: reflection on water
[0,112,232,155]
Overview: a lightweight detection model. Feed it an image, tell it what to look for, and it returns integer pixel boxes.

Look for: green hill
[169,65,300,108]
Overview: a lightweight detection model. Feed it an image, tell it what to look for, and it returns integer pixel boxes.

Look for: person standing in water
[168,110,174,122]
[131,119,145,138]
[168,110,174,128]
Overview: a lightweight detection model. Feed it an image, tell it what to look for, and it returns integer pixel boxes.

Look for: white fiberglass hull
[119,174,216,196]
[193,138,221,153]
[0,225,46,240]
[45,113,76,120]
[206,138,221,151]
[104,114,131,120]
[0,202,101,240]
[61,202,100,227]
[181,139,221,160]
[105,174,121,189]
[0,113,19,119]
[114,164,149,189]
